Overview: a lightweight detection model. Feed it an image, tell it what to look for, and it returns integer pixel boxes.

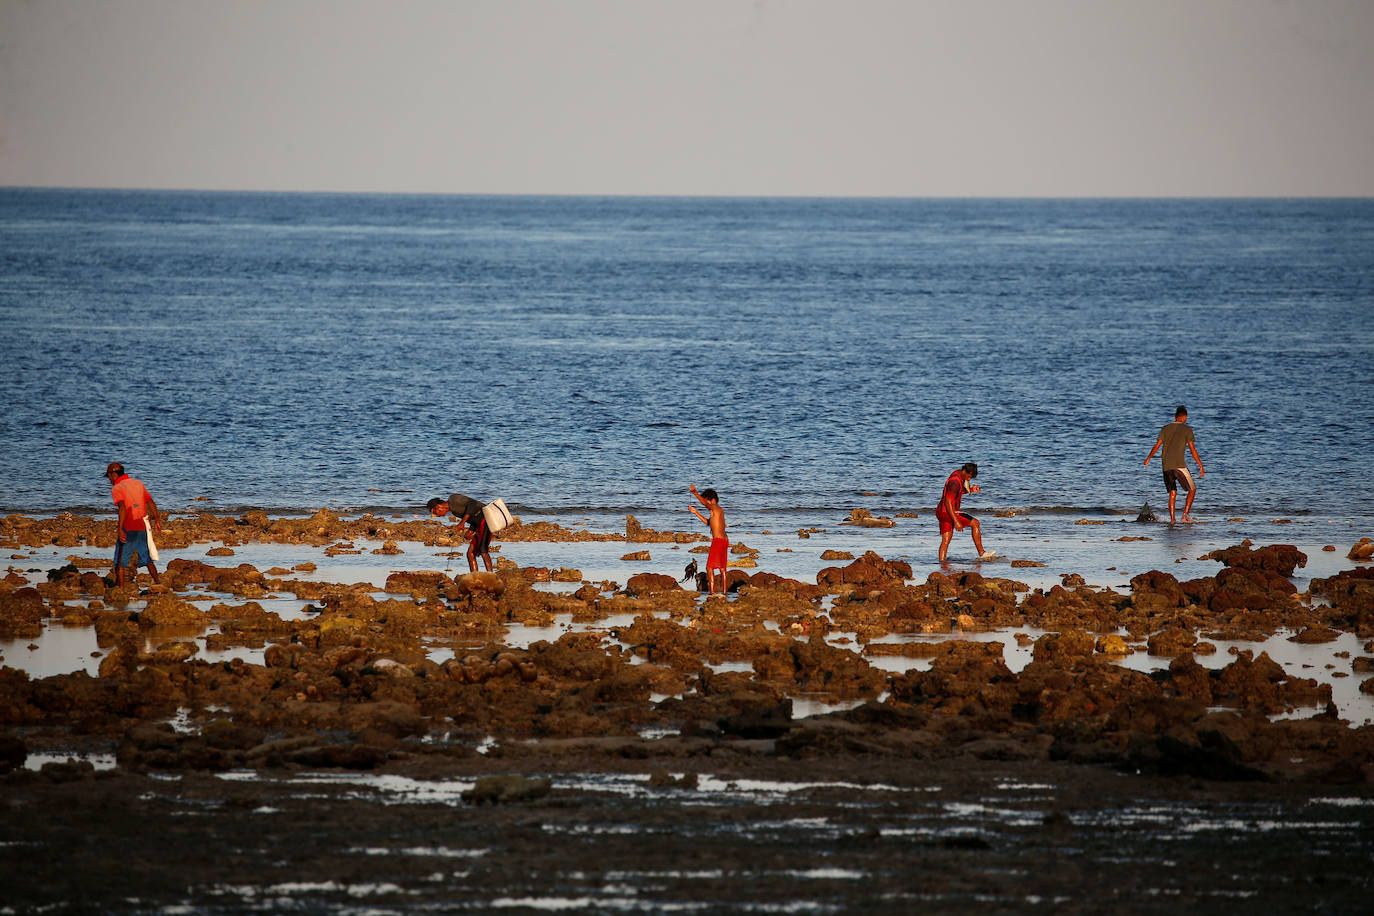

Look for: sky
[1,0,1372,196]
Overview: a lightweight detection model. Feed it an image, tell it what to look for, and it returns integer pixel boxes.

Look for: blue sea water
[1,190,1372,541]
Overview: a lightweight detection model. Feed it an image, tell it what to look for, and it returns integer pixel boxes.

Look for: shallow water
[2,193,1372,534]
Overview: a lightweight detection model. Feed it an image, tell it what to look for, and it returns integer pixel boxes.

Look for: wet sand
[2,511,1373,912]
[4,755,1373,914]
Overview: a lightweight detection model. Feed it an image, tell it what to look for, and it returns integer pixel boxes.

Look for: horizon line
[3,184,1373,202]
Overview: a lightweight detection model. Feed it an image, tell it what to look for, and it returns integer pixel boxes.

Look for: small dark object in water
[682,559,698,582]
[46,563,79,582]
[1136,502,1157,523]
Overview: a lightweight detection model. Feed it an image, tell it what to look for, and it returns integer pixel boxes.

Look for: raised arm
[688,505,709,526]
[689,484,711,509]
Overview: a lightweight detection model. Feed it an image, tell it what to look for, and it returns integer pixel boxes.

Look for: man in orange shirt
[106,461,162,587]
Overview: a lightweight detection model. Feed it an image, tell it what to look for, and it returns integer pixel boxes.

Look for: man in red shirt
[106,461,162,587]
[936,462,995,565]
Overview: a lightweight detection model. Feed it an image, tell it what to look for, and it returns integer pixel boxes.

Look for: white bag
[144,517,160,562]
[482,498,513,534]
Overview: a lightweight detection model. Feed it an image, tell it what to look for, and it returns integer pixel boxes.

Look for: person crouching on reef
[427,492,493,573]
[105,461,162,588]
[936,462,995,565]
[688,484,728,595]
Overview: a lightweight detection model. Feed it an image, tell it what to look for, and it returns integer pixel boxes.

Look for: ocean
[2,190,1372,544]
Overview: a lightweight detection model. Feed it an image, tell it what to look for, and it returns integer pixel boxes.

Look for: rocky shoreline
[2,511,1373,911]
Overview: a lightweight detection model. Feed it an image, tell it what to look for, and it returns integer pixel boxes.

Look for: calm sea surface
[2,190,1372,538]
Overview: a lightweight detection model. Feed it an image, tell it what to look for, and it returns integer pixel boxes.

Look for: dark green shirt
[447,492,485,529]
[1158,422,1195,470]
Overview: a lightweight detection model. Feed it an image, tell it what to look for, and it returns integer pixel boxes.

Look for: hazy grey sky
[2,0,1371,195]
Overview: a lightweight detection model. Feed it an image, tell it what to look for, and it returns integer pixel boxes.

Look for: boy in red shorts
[936,462,995,565]
[688,484,728,595]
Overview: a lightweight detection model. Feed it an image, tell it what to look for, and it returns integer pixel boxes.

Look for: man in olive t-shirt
[426,492,493,572]
[1143,405,1206,524]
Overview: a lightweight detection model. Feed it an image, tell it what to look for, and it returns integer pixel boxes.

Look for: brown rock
[384,570,452,594]
[1289,626,1340,644]
[625,573,681,597]
[1211,650,1330,714]
[624,515,698,544]
[1095,634,1130,656]
[0,587,44,639]
[817,551,912,589]
[1208,543,1307,577]
[890,640,1013,707]
[1163,654,1214,703]
[150,641,198,664]
[453,572,505,597]
[1309,566,1374,628]
[1033,630,1097,664]
[1147,627,1197,656]
[97,643,139,678]
[140,594,207,628]
[263,644,302,668]
[842,509,895,528]
[1130,570,1187,609]
[889,597,942,622]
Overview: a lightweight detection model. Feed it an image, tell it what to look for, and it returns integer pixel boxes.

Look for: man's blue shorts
[114,529,153,568]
